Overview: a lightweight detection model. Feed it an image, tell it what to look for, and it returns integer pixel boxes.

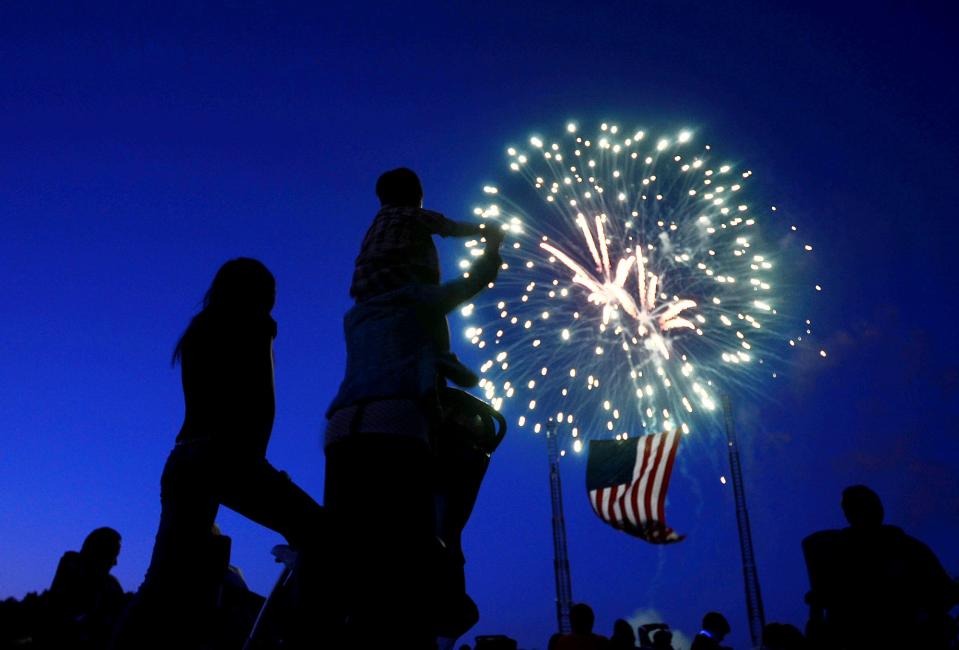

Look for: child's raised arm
[415,208,485,238]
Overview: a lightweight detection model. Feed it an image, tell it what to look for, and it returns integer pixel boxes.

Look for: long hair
[173,258,276,364]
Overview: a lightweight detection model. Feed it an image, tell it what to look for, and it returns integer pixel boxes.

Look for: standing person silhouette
[114,258,326,649]
[325,171,503,649]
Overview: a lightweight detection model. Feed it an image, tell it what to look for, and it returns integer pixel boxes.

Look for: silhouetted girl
[116,258,325,648]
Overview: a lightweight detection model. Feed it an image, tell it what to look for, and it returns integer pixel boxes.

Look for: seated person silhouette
[761,622,806,650]
[803,484,958,649]
[650,629,675,650]
[42,527,127,649]
[115,258,326,649]
[609,618,637,649]
[552,603,608,650]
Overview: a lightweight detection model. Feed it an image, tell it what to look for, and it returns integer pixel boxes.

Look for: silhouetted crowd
[531,603,806,650]
[3,486,957,649]
[543,606,731,650]
[2,170,957,650]
[531,485,959,650]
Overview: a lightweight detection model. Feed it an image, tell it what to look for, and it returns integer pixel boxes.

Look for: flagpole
[722,395,766,649]
[546,418,573,634]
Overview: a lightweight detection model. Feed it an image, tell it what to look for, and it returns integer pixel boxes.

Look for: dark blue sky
[2,2,957,648]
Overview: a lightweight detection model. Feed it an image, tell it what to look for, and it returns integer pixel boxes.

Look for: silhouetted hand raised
[483,226,505,249]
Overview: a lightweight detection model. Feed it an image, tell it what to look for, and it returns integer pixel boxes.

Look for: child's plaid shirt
[350,206,471,302]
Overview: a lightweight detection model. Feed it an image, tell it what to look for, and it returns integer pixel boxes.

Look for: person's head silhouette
[174,258,276,363]
[569,603,595,635]
[652,628,674,648]
[376,168,424,208]
[203,257,276,316]
[701,611,730,642]
[763,622,806,650]
[841,485,884,528]
[612,618,634,642]
[80,527,121,575]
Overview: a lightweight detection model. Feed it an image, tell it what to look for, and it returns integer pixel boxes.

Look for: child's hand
[484,227,505,249]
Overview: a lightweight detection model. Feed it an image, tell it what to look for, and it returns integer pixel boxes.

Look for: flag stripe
[624,474,640,528]
[607,484,621,527]
[639,433,662,526]
[647,430,672,534]
[628,438,648,529]
[657,431,680,523]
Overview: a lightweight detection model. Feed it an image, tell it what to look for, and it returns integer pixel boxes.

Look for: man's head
[376,167,424,207]
[702,611,730,641]
[841,484,884,528]
[569,603,595,635]
[652,629,674,648]
[80,527,121,575]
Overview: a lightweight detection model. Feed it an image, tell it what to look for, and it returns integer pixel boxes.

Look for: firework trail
[457,122,823,452]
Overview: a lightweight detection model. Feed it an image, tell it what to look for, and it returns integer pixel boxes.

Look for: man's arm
[435,233,503,314]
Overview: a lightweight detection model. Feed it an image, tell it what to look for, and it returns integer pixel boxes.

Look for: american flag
[586,431,685,544]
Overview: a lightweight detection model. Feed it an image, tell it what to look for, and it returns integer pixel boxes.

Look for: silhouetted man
[43,527,127,649]
[325,177,503,648]
[690,612,730,650]
[803,485,958,649]
[553,603,608,650]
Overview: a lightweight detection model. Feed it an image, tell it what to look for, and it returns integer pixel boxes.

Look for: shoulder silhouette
[803,485,958,649]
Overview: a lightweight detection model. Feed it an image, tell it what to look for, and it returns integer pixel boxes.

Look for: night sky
[2,2,958,648]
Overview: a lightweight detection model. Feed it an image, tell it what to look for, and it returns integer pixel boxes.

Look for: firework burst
[458,122,822,452]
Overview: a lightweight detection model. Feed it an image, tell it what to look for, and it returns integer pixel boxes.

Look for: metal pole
[546,418,573,634]
[722,395,766,648]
